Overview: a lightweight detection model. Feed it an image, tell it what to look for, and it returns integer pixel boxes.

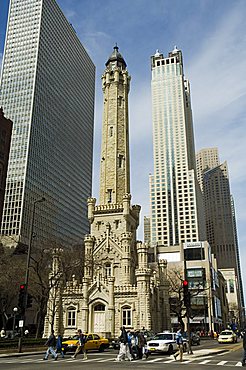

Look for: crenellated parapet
[131,204,141,223]
[94,203,124,214]
[135,267,152,277]
[87,197,96,223]
[63,275,83,295]
[121,231,132,241]
[114,285,138,294]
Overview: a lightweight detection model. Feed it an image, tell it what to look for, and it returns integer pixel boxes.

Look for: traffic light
[183,280,191,308]
[26,294,33,309]
[18,284,26,312]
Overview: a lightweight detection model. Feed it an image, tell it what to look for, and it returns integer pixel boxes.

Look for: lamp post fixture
[18,197,45,353]
[12,307,18,338]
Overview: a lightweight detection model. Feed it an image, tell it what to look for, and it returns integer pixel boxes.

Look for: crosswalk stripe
[162,359,176,363]
[82,358,103,362]
[147,358,163,362]
[217,360,228,365]
[98,358,117,362]
[199,360,211,364]
[235,362,243,366]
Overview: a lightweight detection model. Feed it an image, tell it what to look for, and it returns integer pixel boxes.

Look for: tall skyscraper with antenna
[150,47,205,247]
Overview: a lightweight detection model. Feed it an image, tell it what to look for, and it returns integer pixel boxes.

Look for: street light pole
[12,307,18,338]
[18,197,45,353]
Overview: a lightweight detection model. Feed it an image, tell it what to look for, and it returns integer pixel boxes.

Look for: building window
[67,307,76,327]
[225,282,228,293]
[109,126,113,136]
[105,263,112,277]
[107,189,112,203]
[229,279,234,293]
[94,304,105,311]
[118,96,123,107]
[119,155,123,168]
[122,306,131,327]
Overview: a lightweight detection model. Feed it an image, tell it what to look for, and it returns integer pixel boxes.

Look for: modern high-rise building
[197,148,244,324]
[0,0,95,246]
[149,47,206,247]
[0,108,12,225]
[196,148,219,191]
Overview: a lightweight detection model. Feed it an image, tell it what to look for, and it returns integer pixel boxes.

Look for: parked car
[218,330,237,344]
[146,331,187,355]
[191,333,200,345]
[62,333,109,354]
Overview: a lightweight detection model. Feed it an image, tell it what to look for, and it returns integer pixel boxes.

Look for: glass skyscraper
[150,47,206,246]
[0,0,95,246]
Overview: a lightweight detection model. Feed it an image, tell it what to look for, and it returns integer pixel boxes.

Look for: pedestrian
[127,331,134,359]
[131,331,138,359]
[137,331,146,360]
[116,326,132,361]
[71,329,87,360]
[56,333,64,358]
[173,329,184,362]
[242,328,246,366]
[43,330,58,361]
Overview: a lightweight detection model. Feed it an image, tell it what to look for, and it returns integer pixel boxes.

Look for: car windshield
[153,334,173,340]
[220,331,233,335]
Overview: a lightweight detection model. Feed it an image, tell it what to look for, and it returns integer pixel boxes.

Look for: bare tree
[0,244,26,329]
[28,241,84,337]
[168,268,208,330]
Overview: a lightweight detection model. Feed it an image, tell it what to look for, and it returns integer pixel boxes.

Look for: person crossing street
[43,330,58,361]
[71,329,87,360]
[242,328,246,366]
[173,328,184,362]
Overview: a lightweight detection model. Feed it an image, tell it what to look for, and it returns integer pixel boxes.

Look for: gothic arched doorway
[93,303,106,333]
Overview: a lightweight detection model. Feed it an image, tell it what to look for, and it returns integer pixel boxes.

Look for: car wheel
[167,344,173,355]
[99,344,105,352]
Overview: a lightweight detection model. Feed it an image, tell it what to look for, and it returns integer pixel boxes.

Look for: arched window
[67,307,76,327]
[94,303,105,311]
[122,306,131,327]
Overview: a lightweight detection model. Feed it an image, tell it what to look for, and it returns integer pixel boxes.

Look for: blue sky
[1,0,246,293]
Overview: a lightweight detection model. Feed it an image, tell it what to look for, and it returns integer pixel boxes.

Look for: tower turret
[99,46,131,205]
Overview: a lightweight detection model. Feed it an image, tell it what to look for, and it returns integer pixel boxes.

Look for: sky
[0,0,246,293]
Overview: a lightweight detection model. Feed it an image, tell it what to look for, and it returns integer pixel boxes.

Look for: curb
[0,351,44,358]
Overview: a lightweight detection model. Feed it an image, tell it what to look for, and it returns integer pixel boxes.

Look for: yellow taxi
[62,333,109,354]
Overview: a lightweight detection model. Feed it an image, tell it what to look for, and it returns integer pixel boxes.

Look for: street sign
[19,320,24,328]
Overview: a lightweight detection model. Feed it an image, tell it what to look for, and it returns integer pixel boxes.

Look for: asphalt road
[0,340,243,369]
